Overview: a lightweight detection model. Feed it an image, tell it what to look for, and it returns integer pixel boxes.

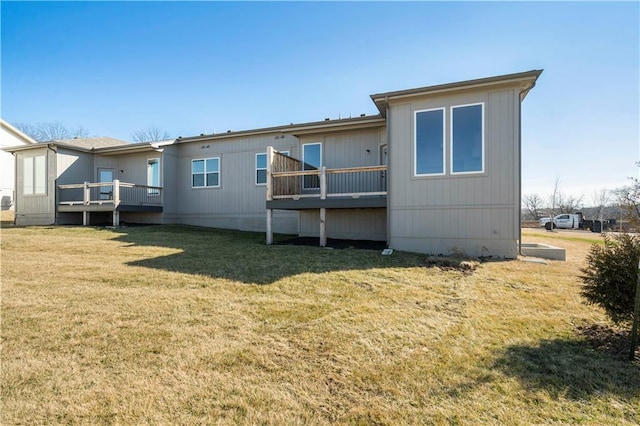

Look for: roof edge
[1,119,37,144]
[177,114,385,144]
[370,69,543,114]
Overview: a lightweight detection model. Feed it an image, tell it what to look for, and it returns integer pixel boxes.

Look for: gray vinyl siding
[176,133,299,233]
[14,147,56,225]
[56,148,93,184]
[388,88,520,258]
[161,145,179,223]
[300,209,386,241]
[297,128,388,241]
[95,152,160,186]
[298,128,384,169]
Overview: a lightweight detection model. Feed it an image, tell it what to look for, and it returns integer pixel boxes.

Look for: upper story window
[192,157,220,188]
[414,108,445,176]
[451,103,484,174]
[302,143,321,189]
[256,151,289,185]
[23,155,46,195]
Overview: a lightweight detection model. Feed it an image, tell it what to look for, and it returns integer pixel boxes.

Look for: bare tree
[591,188,610,223]
[557,193,584,214]
[131,126,171,143]
[548,176,583,214]
[12,121,88,142]
[548,176,561,219]
[523,193,545,220]
[616,168,640,227]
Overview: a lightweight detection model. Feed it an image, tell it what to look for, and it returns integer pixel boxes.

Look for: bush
[580,233,640,325]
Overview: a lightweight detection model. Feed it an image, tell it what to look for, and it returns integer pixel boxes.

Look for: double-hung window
[256,151,288,185]
[23,155,46,195]
[451,103,484,174]
[192,157,220,188]
[415,108,445,176]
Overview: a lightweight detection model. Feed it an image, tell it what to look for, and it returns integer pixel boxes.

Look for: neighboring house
[0,119,36,210]
[3,70,542,258]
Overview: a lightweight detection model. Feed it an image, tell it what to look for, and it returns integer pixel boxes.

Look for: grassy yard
[1,224,638,424]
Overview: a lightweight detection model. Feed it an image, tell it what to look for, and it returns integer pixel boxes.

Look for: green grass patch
[2,225,638,424]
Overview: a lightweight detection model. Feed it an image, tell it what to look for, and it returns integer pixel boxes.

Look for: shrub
[580,233,640,325]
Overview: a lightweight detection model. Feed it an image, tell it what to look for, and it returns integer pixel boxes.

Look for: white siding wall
[388,88,520,258]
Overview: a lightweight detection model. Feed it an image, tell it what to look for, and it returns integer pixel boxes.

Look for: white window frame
[191,157,220,189]
[302,143,322,189]
[23,155,47,196]
[256,151,288,186]
[450,102,485,175]
[414,107,446,177]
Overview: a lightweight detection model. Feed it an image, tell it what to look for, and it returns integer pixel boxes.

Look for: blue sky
[1,1,638,202]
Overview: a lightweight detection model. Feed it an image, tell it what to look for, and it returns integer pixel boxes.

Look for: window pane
[192,160,204,174]
[256,153,266,170]
[452,104,483,173]
[303,144,321,170]
[193,174,204,187]
[207,172,219,187]
[34,155,46,194]
[23,157,34,195]
[206,158,219,173]
[256,169,266,184]
[415,110,444,175]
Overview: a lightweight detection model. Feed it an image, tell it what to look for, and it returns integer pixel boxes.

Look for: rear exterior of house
[4,70,541,258]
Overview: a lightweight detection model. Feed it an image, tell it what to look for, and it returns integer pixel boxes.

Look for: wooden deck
[265,147,387,246]
[57,181,162,225]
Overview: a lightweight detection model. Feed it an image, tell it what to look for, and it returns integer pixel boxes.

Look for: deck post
[319,167,327,247]
[266,147,274,245]
[266,146,274,202]
[83,181,90,205]
[320,166,327,200]
[266,209,273,245]
[113,180,121,227]
[320,207,326,247]
[83,211,89,226]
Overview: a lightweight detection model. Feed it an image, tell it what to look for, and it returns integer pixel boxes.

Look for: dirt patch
[424,255,479,274]
[576,323,639,360]
[277,237,387,250]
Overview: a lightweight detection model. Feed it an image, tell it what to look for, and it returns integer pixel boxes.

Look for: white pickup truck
[539,213,582,230]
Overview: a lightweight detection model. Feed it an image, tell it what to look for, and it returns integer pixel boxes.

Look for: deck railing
[266,147,386,201]
[58,180,163,207]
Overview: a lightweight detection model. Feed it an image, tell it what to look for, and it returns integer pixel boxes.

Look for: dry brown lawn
[1,225,638,424]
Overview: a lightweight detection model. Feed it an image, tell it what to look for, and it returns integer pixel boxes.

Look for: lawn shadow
[493,338,640,400]
[109,225,441,285]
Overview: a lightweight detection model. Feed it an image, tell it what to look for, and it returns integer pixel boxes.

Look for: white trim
[302,143,322,189]
[191,157,220,188]
[413,107,446,177]
[450,102,485,175]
